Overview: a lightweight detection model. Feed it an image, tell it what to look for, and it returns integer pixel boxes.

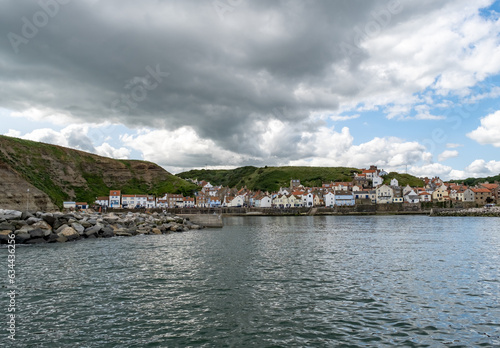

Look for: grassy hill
[178,166,361,192]
[0,135,198,208]
[382,172,425,187]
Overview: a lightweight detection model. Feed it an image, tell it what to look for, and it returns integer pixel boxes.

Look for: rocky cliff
[0,135,197,210]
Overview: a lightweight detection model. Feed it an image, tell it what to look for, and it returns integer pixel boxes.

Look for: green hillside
[177,166,361,192]
[383,172,424,187]
[0,135,198,208]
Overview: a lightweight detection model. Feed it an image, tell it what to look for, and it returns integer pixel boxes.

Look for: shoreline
[0,209,205,245]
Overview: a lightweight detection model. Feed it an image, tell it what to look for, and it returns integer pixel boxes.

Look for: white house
[63,201,76,209]
[390,178,399,187]
[418,191,432,202]
[227,195,245,207]
[255,195,272,208]
[109,190,121,208]
[404,189,420,204]
[376,185,393,204]
[183,197,195,208]
[324,192,335,207]
[95,196,109,207]
[372,174,383,187]
[333,191,355,206]
[302,192,314,207]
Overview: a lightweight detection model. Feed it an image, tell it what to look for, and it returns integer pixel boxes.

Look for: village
[64,166,499,210]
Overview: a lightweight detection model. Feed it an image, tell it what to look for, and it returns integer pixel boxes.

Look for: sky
[1,0,500,180]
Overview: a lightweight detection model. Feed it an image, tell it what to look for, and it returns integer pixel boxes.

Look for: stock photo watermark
[340,0,402,56]
[6,232,16,340]
[7,0,72,54]
[111,64,170,114]
[213,0,244,20]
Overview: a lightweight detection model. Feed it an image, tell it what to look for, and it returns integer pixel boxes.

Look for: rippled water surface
[2,215,500,347]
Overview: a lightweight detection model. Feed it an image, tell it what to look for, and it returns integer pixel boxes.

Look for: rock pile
[432,206,500,217]
[0,209,203,244]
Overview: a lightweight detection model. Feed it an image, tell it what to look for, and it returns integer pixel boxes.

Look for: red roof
[480,183,499,190]
[472,188,491,193]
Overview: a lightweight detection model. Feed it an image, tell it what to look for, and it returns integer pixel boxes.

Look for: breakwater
[431,206,500,217]
[163,204,430,216]
[0,209,204,245]
[177,213,223,227]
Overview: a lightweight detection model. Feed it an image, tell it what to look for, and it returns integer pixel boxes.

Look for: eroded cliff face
[0,162,58,211]
[0,135,194,210]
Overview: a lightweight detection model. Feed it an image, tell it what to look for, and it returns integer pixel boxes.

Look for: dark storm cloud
[0,0,414,155]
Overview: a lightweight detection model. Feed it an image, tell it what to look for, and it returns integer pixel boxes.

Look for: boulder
[151,228,162,235]
[15,233,31,243]
[57,226,80,241]
[46,233,59,243]
[0,209,23,220]
[0,230,14,244]
[41,213,56,226]
[103,215,119,224]
[53,218,67,230]
[26,216,41,225]
[71,222,85,235]
[56,235,68,243]
[55,224,69,234]
[31,221,52,236]
[100,226,115,238]
[115,231,133,237]
[29,228,46,239]
[80,220,92,228]
[84,225,101,237]
[26,238,46,244]
[0,222,15,231]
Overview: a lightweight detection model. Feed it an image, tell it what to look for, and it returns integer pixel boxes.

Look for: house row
[92,168,498,209]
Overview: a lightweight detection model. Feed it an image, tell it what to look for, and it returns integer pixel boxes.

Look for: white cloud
[6,125,130,160]
[464,159,500,176]
[95,143,130,159]
[438,150,459,161]
[467,110,500,146]
[330,114,360,121]
[446,143,463,148]
[348,0,500,119]
[11,107,75,126]
[5,129,21,137]
[410,159,500,180]
[121,127,253,171]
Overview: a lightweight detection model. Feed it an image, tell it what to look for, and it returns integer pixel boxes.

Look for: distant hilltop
[176,166,425,192]
[0,135,197,210]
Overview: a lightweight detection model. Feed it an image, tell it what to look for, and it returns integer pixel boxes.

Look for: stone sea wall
[431,206,500,217]
[0,209,203,245]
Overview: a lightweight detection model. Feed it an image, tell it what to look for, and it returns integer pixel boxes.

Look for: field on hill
[178,166,362,192]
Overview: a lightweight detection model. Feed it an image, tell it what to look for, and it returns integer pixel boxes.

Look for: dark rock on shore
[0,209,205,245]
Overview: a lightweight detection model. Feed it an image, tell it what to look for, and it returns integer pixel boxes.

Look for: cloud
[0,0,499,159]
[446,143,463,148]
[330,114,360,121]
[1,0,500,180]
[438,150,459,161]
[467,110,500,146]
[95,143,130,159]
[410,159,500,180]
[464,159,500,176]
[5,125,130,159]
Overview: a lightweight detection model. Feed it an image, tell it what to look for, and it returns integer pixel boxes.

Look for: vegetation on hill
[450,174,500,187]
[382,172,424,187]
[0,135,198,208]
[177,166,361,192]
